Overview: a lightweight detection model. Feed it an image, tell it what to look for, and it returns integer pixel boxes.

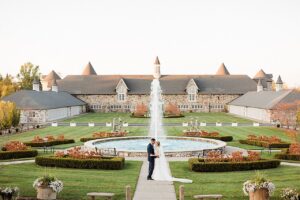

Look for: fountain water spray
[149,78,165,139]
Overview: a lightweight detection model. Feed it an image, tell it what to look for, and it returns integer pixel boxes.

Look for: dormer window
[186,79,198,102]
[188,94,196,102]
[116,79,129,102]
[118,93,125,101]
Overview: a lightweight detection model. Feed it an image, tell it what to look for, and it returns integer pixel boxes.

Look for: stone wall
[76,94,240,113]
[20,110,46,123]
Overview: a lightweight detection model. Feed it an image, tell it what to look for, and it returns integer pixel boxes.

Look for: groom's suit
[147,143,156,179]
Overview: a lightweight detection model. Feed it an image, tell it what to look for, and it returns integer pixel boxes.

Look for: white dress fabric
[152,146,193,183]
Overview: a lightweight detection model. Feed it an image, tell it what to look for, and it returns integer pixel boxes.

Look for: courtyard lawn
[170,162,300,200]
[0,161,142,200]
[62,112,253,123]
[0,126,148,147]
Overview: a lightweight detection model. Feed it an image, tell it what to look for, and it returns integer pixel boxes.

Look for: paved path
[133,161,177,200]
[281,162,300,167]
[0,160,34,165]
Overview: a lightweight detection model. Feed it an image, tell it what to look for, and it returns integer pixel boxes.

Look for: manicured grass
[0,161,142,200]
[63,112,253,123]
[0,126,147,147]
[170,161,300,200]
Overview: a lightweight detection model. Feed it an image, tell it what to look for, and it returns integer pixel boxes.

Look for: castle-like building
[40,57,281,113]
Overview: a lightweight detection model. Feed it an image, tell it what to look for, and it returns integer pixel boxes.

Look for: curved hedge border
[198,136,233,142]
[35,156,125,170]
[24,139,75,147]
[0,150,38,160]
[275,153,300,161]
[188,158,280,172]
[239,139,290,148]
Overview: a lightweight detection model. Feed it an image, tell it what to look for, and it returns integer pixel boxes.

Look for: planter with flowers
[243,172,275,200]
[281,188,299,200]
[0,186,19,200]
[33,175,63,200]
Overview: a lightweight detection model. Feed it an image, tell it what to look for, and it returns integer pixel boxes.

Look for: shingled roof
[228,90,300,109]
[82,62,97,75]
[57,74,257,95]
[216,63,230,75]
[43,70,61,87]
[2,90,86,110]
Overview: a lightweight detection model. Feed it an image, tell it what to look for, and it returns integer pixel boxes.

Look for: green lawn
[0,161,142,200]
[63,112,253,123]
[170,162,300,200]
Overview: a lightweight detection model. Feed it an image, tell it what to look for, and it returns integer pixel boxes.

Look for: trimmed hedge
[24,139,75,147]
[275,153,300,161]
[239,139,290,148]
[200,136,233,142]
[188,158,280,172]
[0,150,38,160]
[35,156,125,170]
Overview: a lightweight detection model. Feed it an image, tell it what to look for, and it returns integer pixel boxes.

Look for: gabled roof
[82,62,97,75]
[57,74,257,95]
[228,90,300,109]
[216,63,230,75]
[116,78,129,91]
[185,78,199,90]
[276,75,283,84]
[154,56,160,65]
[2,90,86,110]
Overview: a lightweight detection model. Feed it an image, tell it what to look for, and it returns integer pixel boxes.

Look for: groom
[147,138,158,180]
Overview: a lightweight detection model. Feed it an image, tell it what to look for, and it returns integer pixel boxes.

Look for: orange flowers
[289,143,300,155]
[204,150,261,162]
[31,135,65,143]
[55,147,101,160]
[184,130,220,137]
[247,135,282,144]
[3,141,28,151]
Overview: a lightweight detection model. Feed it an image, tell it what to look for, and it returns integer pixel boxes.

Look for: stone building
[50,57,260,113]
[228,76,300,122]
[2,80,86,123]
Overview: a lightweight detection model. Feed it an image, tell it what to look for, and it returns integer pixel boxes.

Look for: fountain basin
[84,136,226,157]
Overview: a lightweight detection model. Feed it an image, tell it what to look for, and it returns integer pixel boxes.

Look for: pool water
[93,138,218,152]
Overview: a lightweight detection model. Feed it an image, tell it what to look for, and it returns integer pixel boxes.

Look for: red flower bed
[2,141,28,151]
[239,135,290,148]
[55,147,101,159]
[184,130,220,137]
[204,150,260,163]
[289,143,300,155]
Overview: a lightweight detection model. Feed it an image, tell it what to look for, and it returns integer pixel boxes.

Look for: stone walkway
[133,161,177,200]
[0,160,34,165]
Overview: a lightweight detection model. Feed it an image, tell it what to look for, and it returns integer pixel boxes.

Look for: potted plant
[0,186,19,200]
[281,188,299,200]
[243,172,275,200]
[33,175,63,200]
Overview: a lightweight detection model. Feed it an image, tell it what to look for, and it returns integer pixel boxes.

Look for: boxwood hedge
[188,158,280,172]
[200,136,233,142]
[24,139,75,147]
[35,156,125,170]
[0,150,38,160]
[239,139,290,148]
[275,153,300,161]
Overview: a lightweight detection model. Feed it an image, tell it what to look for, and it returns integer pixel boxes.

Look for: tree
[272,100,300,129]
[17,62,40,89]
[164,103,181,116]
[0,101,20,129]
[133,103,148,117]
[0,74,19,98]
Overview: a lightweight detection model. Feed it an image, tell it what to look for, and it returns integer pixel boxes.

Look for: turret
[153,56,161,79]
[257,79,263,92]
[276,75,283,92]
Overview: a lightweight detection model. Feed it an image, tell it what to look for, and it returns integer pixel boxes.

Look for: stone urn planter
[249,188,269,200]
[37,187,57,200]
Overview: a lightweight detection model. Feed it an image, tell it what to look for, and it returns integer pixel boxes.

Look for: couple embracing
[147,138,161,180]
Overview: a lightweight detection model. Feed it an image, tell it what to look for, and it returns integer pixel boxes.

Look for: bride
[152,141,193,183]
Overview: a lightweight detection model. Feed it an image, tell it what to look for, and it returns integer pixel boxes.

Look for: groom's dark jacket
[147,143,155,162]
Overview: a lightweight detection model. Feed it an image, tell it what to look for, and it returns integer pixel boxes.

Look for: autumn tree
[0,101,20,129]
[164,103,181,116]
[17,62,40,89]
[0,74,19,98]
[133,103,148,117]
[272,101,300,129]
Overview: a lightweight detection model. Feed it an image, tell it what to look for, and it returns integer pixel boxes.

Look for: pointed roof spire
[154,56,160,65]
[254,69,267,79]
[276,75,283,84]
[216,63,230,75]
[44,70,61,81]
[82,62,97,75]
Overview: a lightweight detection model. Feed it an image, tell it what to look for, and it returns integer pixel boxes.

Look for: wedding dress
[152,146,193,183]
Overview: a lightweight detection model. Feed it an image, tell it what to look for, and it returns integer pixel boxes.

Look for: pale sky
[0,0,299,87]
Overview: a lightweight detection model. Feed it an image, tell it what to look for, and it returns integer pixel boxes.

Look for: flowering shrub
[31,135,66,143]
[33,175,63,193]
[205,151,225,162]
[55,147,101,160]
[0,186,19,197]
[185,130,220,137]
[243,172,275,196]
[281,188,300,200]
[56,135,65,141]
[133,103,148,117]
[247,151,261,161]
[92,132,127,138]
[3,141,28,151]
[289,143,300,155]
[247,135,282,143]
[205,151,261,163]
[164,103,181,116]
[231,151,244,162]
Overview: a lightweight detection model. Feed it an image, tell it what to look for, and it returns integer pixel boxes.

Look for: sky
[0,0,299,87]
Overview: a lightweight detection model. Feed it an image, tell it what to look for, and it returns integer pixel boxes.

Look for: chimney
[32,78,40,92]
[266,79,273,91]
[51,79,58,92]
[153,56,161,79]
[275,75,283,92]
[257,79,263,92]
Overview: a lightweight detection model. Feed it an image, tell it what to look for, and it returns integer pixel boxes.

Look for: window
[178,105,189,110]
[118,93,125,101]
[110,105,122,110]
[188,94,196,102]
[29,111,36,117]
[124,105,131,109]
[191,104,203,109]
